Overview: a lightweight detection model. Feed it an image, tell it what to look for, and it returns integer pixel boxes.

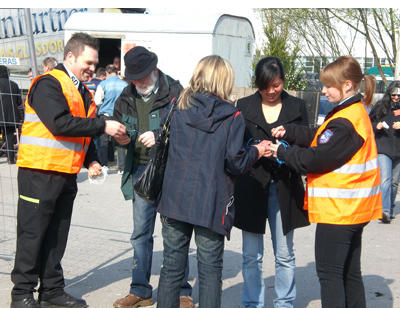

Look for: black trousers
[98,133,114,166]
[11,167,77,300]
[315,222,368,308]
[0,125,17,163]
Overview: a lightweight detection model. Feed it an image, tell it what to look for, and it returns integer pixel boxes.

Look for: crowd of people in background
[1,31,398,309]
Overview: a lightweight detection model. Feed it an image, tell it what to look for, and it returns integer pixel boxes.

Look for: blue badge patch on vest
[319,129,333,144]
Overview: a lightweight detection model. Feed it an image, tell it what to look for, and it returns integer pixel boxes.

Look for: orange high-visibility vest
[17,69,96,174]
[305,101,382,224]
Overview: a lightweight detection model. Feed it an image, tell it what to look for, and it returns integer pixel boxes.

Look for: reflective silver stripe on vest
[24,113,42,123]
[308,185,381,199]
[20,135,83,152]
[333,158,378,174]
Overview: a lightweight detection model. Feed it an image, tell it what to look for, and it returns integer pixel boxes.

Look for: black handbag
[133,98,177,202]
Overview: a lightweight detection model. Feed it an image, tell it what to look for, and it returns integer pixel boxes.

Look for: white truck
[64,11,255,88]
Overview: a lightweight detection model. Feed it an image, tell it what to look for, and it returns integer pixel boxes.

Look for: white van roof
[64,12,254,37]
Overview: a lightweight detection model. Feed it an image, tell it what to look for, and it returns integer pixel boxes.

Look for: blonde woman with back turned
[269,56,382,307]
[156,55,269,308]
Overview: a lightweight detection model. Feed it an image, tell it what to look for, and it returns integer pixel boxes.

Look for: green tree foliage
[253,9,306,91]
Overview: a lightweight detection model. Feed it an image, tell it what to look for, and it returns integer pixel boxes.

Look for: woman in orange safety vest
[268,56,382,308]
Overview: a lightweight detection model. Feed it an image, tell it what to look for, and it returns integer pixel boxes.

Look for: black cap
[124,46,158,80]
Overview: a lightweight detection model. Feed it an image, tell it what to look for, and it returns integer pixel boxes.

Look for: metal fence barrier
[0,81,25,261]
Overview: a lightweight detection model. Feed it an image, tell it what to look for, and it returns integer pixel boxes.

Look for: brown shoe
[179,296,194,308]
[113,294,153,308]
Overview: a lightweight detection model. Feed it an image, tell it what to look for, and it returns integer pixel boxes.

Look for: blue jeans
[378,154,400,218]
[242,181,296,308]
[130,165,192,298]
[157,216,224,308]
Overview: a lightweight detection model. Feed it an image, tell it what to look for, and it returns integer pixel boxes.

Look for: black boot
[10,297,40,308]
[39,291,88,308]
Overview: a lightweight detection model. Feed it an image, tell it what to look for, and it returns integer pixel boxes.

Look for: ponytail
[321,56,377,105]
[363,74,376,106]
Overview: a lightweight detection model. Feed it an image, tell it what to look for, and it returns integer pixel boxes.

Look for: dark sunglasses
[391,94,400,97]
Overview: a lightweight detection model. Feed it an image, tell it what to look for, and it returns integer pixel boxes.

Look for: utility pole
[24,8,38,78]
[396,29,400,80]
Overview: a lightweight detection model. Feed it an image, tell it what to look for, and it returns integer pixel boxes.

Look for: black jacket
[0,77,22,125]
[369,100,400,160]
[278,94,365,175]
[233,91,310,235]
[27,64,105,168]
[113,70,183,200]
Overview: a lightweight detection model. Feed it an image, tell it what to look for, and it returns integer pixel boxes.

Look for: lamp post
[24,8,38,78]
[395,29,400,81]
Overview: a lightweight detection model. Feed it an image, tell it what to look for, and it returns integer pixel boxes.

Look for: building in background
[1,8,396,90]
[64,11,255,88]
[0,8,98,89]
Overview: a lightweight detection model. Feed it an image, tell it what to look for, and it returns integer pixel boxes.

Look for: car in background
[316,95,335,125]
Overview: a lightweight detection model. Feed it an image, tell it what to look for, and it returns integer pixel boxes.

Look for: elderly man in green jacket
[112,46,193,308]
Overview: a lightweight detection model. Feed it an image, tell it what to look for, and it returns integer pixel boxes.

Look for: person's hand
[114,134,131,145]
[262,147,273,158]
[104,120,127,138]
[253,140,272,159]
[393,122,400,130]
[268,142,281,158]
[376,122,384,130]
[88,161,102,178]
[138,131,155,148]
[271,125,286,138]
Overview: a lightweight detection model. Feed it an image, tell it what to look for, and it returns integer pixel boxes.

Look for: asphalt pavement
[0,158,399,308]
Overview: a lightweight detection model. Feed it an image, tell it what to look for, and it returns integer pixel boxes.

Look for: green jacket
[113,70,183,200]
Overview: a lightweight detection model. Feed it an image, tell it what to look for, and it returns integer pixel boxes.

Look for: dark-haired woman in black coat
[369,80,400,223]
[234,57,309,308]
